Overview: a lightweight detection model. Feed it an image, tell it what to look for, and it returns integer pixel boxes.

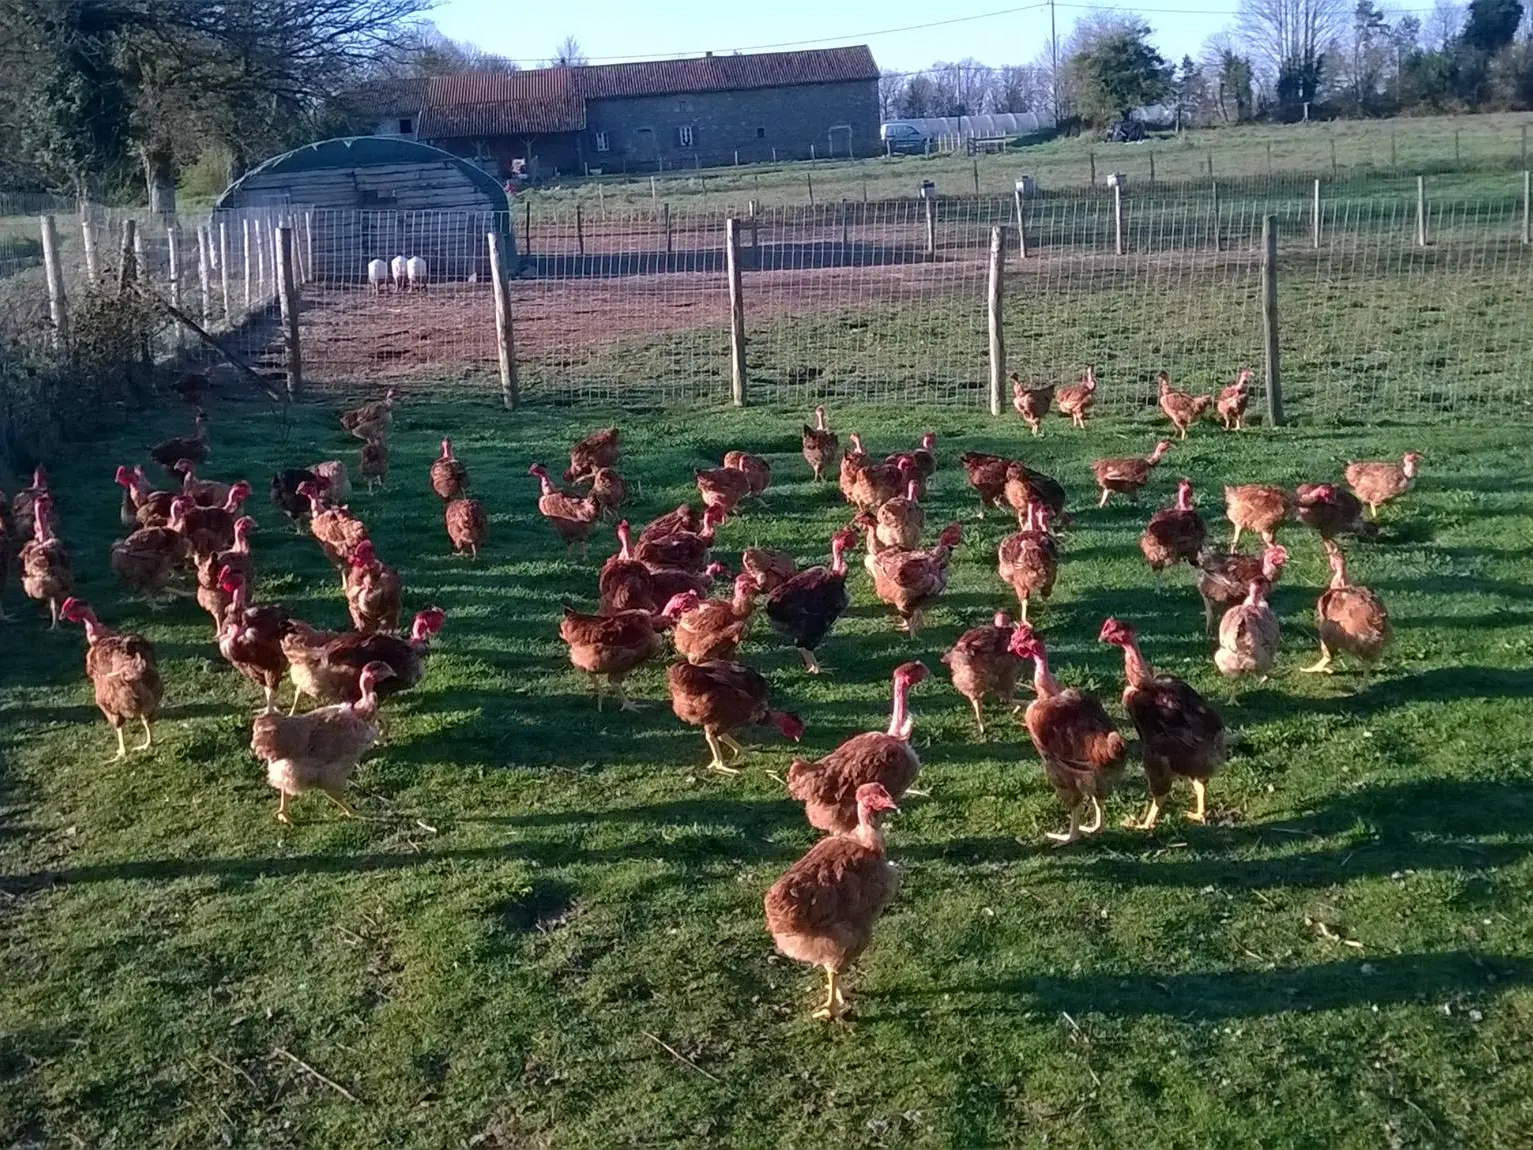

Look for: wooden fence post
[218,220,231,323]
[255,216,267,299]
[1522,170,1530,245]
[1013,185,1028,259]
[1211,182,1221,252]
[924,193,937,258]
[575,203,585,256]
[80,216,99,283]
[1454,128,1460,166]
[1261,215,1283,427]
[1148,152,1156,187]
[39,215,69,347]
[1112,182,1124,255]
[487,231,518,411]
[1312,179,1321,248]
[662,202,672,265]
[274,224,302,399]
[972,157,980,196]
[1330,137,1338,179]
[806,172,814,206]
[987,225,1006,417]
[303,211,314,283]
[1416,175,1428,247]
[840,199,849,248]
[1390,131,1398,169]
[1088,151,1096,185]
[166,221,183,346]
[117,219,137,291]
[725,217,747,407]
[196,225,211,322]
[241,217,252,312]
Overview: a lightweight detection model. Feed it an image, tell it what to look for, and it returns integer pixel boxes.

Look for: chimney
[705,51,713,58]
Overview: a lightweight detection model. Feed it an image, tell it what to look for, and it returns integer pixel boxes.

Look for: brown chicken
[599,521,656,612]
[942,611,1024,736]
[1217,368,1252,430]
[338,389,396,442]
[149,408,209,474]
[360,438,390,492]
[12,465,48,541]
[1011,625,1128,845]
[20,494,73,628]
[1214,577,1281,677]
[1157,371,1214,439]
[430,438,469,500]
[741,547,797,591]
[724,450,772,497]
[640,503,704,543]
[836,431,873,498]
[173,459,234,508]
[446,497,488,559]
[865,522,963,635]
[559,603,677,710]
[120,466,177,529]
[801,406,840,482]
[672,573,760,664]
[195,516,255,634]
[311,461,351,505]
[60,598,163,760]
[870,478,924,551]
[695,465,753,517]
[765,529,858,674]
[1197,543,1288,634]
[529,463,600,554]
[343,539,402,632]
[1055,365,1098,428]
[1224,483,1291,551]
[786,661,929,833]
[651,563,728,607]
[566,427,621,484]
[1304,541,1391,675]
[1092,440,1172,507]
[251,660,395,824]
[1003,460,1068,525]
[667,658,804,773]
[959,451,1011,517]
[764,781,901,1021]
[217,567,290,712]
[588,467,628,517]
[284,608,446,712]
[635,505,724,572]
[1100,617,1226,829]
[848,452,909,513]
[1140,477,1207,581]
[173,482,253,558]
[1345,451,1422,518]
[887,432,937,484]
[1295,483,1377,542]
[110,523,190,601]
[997,502,1057,623]
[1012,374,1053,436]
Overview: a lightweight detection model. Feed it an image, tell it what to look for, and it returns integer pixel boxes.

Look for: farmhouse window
[594,131,610,152]
[398,118,413,135]
[756,127,766,138]
[677,125,695,147]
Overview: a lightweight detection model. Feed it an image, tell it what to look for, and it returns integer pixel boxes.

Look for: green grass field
[528,111,1533,211]
[3,394,1533,1147]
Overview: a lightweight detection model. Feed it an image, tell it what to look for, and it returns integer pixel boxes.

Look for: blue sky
[427,0,1252,74]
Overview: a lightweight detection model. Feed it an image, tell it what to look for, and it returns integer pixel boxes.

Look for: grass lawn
[3,394,1533,1147]
[528,111,1533,211]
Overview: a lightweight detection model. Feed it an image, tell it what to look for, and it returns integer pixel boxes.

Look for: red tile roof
[578,46,879,99]
[412,47,878,139]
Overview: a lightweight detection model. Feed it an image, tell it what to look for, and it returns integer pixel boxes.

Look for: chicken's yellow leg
[135,716,154,751]
[1082,795,1105,834]
[275,791,292,825]
[703,730,739,774]
[812,968,846,1020]
[1046,803,1083,846]
[1188,780,1208,823]
[322,788,357,818]
[1123,796,1162,831]
[719,733,746,758]
[111,724,127,762]
[970,697,986,738]
[1302,643,1335,674]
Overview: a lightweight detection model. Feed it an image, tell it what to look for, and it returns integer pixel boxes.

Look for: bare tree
[1424,0,1463,47]
[988,64,1047,112]
[878,70,905,119]
[550,34,587,67]
[1236,0,1348,112]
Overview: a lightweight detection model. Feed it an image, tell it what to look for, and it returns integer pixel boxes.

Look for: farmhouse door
[828,125,853,158]
[633,127,659,169]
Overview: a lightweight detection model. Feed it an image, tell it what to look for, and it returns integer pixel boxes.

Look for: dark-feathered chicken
[1196,543,1288,635]
[285,607,446,711]
[566,427,620,483]
[217,567,289,712]
[149,408,209,474]
[599,520,655,613]
[271,468,318,529]
[1296,483,1378,542]
[765,529,857,674]
[445,497,488,558]
[1140,477,1207,581]
[1101,617,1226,829]
[959,451,1011,517]
[639,503,703,544]
[634,504,724,572]
[61,598,163,760]
[360,439,389,492]
[764,781,901,1021]
[1003,460,1068,526]
[1010,625,1128,845]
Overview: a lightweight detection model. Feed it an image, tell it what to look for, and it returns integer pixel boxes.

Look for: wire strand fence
[3,168,1531,422]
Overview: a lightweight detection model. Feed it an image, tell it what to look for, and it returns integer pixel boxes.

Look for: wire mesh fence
[3,167,1530,422]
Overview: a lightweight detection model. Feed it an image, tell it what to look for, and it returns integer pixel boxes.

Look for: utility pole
[1050,0,1059,123]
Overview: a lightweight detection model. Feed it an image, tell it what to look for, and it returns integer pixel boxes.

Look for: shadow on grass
[936,950,1532,1020]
